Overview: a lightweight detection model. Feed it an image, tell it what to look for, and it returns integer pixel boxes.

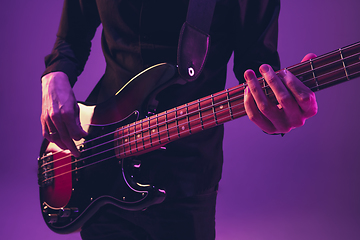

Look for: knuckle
[280,126,292,134]
[286,78,297,89]
[275,119,292,133]
[248,85,259,95]
[247,112,257,122]
[266,74,278,85]
[306,106,318,118]
[311,105,318,116]
[300,92,318,117]
[61,110,76,122]
[298,92,313,104]
[258,102,270,114]
[278,94,292,106]
[292,118,305,128]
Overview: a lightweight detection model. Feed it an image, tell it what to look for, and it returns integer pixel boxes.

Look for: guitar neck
[115,42,360,158]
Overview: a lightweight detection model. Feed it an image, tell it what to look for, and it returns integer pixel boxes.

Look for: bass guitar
[38,42,360,233]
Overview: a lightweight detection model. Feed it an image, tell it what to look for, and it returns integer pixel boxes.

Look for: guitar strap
[87,0,217,104]
[177,0,217,82]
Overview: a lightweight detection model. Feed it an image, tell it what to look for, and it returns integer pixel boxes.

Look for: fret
[342,43,360,80]
[140,120,145,150]
[114,128,120,157]
[186,100,202,133]
[122,127,126,156]
[316,67,351,90]
[176,105,191,137]
[225,89,234,120]
[312,50,348,89]
[123,124,130,155]
[149,116,158,147]
[114,127,125,158]
[198,99,204,130]
[166,108,178,141]
[200,96,217,129]
[155,114,161,143]
[210,94,218,125]
[228,84,246,118]
[309,59,319,91]
[174,107,180,138]
[132,123,137,153]
[141,117,151,149]
[157,112,168,143]
[128,123,136,154]
[133,121,138,153]
[213,90,231,124]
[165,110,171,141]
[339,48,350,81]
[185,103,192,134]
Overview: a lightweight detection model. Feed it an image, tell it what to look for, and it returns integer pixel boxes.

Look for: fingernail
[259,64,270,74]
[244,70,255,82]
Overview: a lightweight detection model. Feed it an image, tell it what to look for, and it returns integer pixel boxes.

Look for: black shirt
[43,0,280,198]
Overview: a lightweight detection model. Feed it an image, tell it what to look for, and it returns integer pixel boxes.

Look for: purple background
[1,0,359,239]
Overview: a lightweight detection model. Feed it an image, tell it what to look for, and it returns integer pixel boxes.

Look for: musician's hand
[41,72,87,157]
[244,54,318,134]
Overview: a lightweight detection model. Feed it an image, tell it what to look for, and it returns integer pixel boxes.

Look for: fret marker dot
[152,129,156,133]
[181,126,185,131]
[125,139,128,142]
[180,111,183,115]
[137,134,141,138]
[220,105,223,109]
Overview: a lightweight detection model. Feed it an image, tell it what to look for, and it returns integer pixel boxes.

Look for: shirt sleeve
[233,0,281,83]
[42,0,101,86]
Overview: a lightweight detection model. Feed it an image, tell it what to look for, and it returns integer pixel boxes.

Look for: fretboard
[114,41,360,158]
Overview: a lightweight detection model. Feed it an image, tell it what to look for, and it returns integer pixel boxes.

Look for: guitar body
[38,63,180,234]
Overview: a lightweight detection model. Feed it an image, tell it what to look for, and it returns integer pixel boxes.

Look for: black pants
[80,188,218,240]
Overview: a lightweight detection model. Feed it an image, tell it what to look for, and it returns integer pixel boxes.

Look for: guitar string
[40,55,360,177]
[40,68,360,182]
[40,49,360,166]
[39,92,248,174]
[39,45,360,165]
[40,67,360,183]
[284,41,360,72]
[39,56,360,171]
[73,63,360,160]
[41,48,360,165]
[39,105,249,182]
[40,69,360,182]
